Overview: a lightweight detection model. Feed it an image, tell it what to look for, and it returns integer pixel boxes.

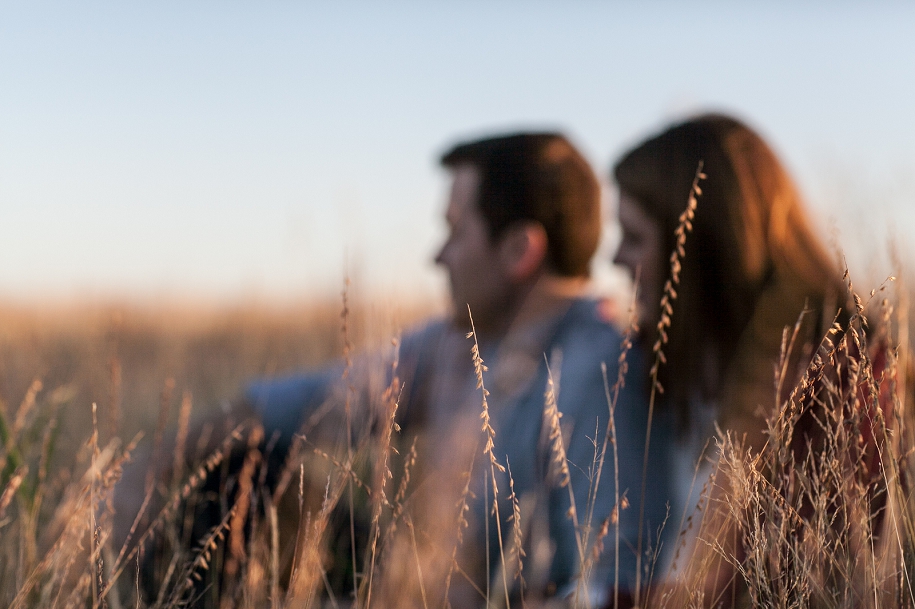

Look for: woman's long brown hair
[613,114,847,437]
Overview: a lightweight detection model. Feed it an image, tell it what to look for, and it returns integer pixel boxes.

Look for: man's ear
[499,222,549,282]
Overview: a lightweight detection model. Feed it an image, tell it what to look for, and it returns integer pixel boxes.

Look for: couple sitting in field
[132,114,894,608]
[248,114,878,607]
[247,133,667,607]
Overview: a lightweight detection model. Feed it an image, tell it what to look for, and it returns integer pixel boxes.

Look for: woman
[611,114,854,604]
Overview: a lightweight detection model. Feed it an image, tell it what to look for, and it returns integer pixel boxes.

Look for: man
[246,133,672,606]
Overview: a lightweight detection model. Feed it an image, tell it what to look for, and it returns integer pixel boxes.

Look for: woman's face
[613,190,665,329]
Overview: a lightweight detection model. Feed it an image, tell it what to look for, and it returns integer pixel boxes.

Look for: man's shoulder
[549,297,640,386]
[400,318,451,352]
[548,298,647,431]
[554,297,626,347]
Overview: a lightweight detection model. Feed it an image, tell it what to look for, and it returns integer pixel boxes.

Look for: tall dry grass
[0,270,912,608]
[0,297,428,607]
[653,278,914,608]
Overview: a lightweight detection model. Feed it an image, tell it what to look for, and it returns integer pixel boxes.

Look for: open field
[0,281,912,608]
[0,297,431,453]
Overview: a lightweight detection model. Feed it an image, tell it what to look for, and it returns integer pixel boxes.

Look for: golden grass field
[0,297,430,453]
[0,296,431,605]
[0,277,912,608]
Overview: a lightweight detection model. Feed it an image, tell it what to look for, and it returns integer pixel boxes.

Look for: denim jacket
[246,296,673,603]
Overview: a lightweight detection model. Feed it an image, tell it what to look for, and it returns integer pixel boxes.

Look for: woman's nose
[611,247,623,267]
[612,243,628,268]
[434,240,448,267]
[612,248,638,281]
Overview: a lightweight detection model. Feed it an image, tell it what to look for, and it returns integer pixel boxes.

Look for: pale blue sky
[1,2,913,304]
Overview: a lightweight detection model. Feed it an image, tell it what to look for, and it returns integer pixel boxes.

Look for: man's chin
[446,303,492,332]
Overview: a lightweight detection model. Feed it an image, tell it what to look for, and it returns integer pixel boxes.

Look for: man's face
[435,164,511,329]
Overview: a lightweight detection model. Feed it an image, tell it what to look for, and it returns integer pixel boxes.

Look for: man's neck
[502,274,588,335]
[471,273,589,342]
[487,274,589,397]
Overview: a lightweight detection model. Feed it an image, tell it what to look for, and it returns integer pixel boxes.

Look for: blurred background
[3,5,914,603]
[2,1,913,307]
[1,1,913,441]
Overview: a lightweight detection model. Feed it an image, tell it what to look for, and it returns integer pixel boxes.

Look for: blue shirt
[246,296,673,602]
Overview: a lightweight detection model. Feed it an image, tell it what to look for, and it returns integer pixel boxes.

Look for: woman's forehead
[617,191,655,227]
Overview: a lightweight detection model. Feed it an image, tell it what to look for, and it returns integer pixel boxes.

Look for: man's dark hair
[440,132,600,277]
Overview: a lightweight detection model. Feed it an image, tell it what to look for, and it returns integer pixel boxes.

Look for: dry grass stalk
[172,391,194,490]
[224,436,261,583]
[467,307,512,607]
[340,276,360,601]
[405,514,430,609]
[144,378,175,503]
[386,435,418,537]
[268,502,281,609]
[635,161,705,604]
[542,357,590,596]
[0,464,27,521]
[442,453,476,608]
[163,502,239,608]
[505,459,527,603]
[107,335,122,445]
[586,282,640,609]
[0,378,43,476]
[286,472,348,606]
[359,340,402,608]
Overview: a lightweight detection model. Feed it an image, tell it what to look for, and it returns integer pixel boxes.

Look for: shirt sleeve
[242,321,446,453]
[244,366,343,450]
